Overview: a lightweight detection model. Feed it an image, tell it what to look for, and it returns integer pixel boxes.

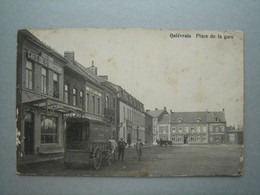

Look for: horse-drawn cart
[63,118,113,170]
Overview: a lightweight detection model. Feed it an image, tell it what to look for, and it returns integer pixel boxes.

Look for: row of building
[16,30,242,163]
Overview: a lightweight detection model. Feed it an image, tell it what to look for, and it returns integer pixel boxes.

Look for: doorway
[184,135,188,144]
[24,112,34,155]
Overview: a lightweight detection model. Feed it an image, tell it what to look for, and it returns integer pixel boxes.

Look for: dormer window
[178,118,183,123]
[197,118,201,123]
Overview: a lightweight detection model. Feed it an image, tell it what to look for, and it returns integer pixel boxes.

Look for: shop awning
[23,97,83,116]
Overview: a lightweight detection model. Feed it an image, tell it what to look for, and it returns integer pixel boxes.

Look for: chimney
[146,109,150,113]
[88,60,97,75]
[99,75,108,80]
[64,51,75,62]
[222,108,225,112]
[155,108,158,111]
[170,109,173,114]
[164,107,166,110]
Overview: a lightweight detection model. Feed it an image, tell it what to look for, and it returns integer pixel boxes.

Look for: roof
[147,109,168,118]
[206,111,226,123]
[158,114,170,124]
[170,111,226,124]
[20,29,67,62]
[171,112,207,124]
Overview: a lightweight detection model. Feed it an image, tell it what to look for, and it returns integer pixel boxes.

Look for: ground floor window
[41,115,58,144]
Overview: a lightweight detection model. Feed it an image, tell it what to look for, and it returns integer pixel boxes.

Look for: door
[184,135,188,144]
[24,112,34,155]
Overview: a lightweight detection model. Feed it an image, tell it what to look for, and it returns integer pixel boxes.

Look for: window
[25,60,33,90]
[85,94,89,112]
[41,115,58,144]
[64,84,69,103]
[73,88,77,106]
[41,68,47,94]
[123,107,125,120]
[178,118,183,123]
[92,96,95,113]
[106,95,109,108]
[209,126,213,132]
[53,73,59,98]
[79,91,83,106]
[97,98,100,115]
[113,97,116,109]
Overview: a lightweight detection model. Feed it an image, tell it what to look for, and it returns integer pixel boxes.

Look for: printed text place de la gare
[170,33,234,39]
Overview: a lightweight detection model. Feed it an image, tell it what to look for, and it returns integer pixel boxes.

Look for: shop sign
[27,50,62,74]
[85,86,102,97]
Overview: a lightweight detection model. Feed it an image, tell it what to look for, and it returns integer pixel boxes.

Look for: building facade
[113,87,145,146]
[16,30,83,162]
[147,108,169,144]
[148,108,227,145]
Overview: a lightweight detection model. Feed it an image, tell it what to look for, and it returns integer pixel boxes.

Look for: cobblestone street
[17,145,243,177]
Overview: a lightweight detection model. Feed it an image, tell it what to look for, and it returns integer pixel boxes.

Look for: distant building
[145,112,153,145]
[108,85,145,146]
[148,108,227,144]
[147,107,169,144]
[226,126,243,145]
[170,112,209,144]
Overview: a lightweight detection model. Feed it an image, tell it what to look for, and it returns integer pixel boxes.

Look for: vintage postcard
[16,29,243,176]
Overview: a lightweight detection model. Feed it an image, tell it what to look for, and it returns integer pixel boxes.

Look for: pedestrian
[118,138,127,161]
[135,139,144,161]
[108,136,117,162]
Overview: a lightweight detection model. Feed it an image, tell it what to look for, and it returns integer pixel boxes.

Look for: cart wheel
[93,147,102,170]
[106,152,112,166]
[64,162,72,169]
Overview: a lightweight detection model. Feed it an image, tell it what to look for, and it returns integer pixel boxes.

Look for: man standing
[108,136,117,162]
[135,139,144,161]
[118,138,127,161]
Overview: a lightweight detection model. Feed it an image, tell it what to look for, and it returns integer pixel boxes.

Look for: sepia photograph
[16,28,243,177]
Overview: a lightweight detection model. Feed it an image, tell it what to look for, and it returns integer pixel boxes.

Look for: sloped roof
[21,29,67,62]
[170,111,226,124]
[206,111,226,123]
[148,109,168,118]
[158,114,170,124]
[171,112,207,124]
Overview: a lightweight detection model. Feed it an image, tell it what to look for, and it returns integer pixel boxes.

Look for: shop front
[17,98,82,164]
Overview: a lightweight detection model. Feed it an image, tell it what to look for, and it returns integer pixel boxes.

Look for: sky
[29,29,243,127]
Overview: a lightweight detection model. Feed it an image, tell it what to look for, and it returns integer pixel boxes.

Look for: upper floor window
[85,94,89,112]
[73,88,77,106]
[92,96,95,114]
[97,98,100,115]
[25,60,33,90]
[106,95,109,108]
[113,97,116,109]
[53,73,59,98]
[79,91,83,107]
[64,84,69,103]
[41,68,47,94]
[123,107,125,120]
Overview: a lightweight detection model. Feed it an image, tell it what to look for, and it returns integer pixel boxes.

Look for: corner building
[16,30,82,162]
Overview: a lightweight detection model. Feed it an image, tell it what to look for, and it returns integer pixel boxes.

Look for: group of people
[108,137,144,161]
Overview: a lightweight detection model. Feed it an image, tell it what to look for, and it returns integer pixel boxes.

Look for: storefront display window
[41,115,58,144]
